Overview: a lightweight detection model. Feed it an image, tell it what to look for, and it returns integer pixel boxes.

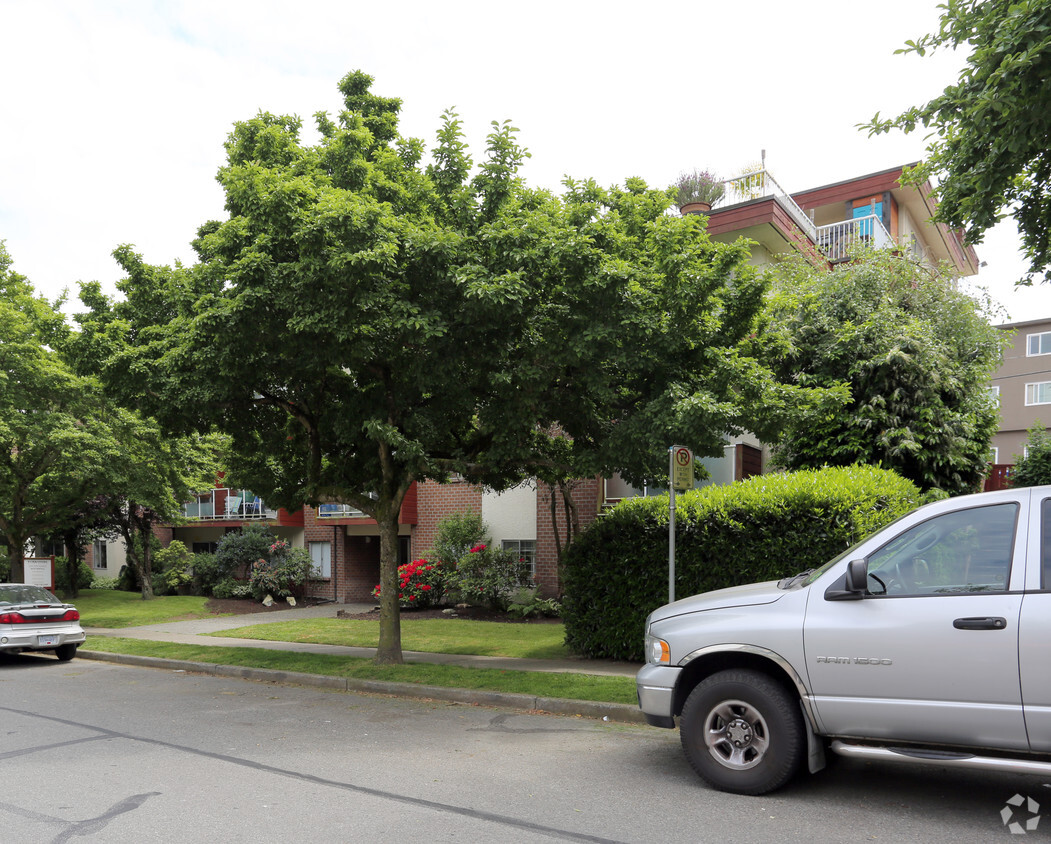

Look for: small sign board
[671,446,694,491]
[24,557,55,590]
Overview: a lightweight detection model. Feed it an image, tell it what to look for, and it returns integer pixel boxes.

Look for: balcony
[316,503,369,519]
[183,488,278,521]
[815,214,892,262]
[709,169,817,242]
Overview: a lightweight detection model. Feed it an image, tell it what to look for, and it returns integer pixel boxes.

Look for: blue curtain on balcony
[853,201,882,239]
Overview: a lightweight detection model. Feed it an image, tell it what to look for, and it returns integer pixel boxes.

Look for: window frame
[501,539,537,577]
[1026,381,1051,406]
[1027,331,1051,357]
[309,541,332,580]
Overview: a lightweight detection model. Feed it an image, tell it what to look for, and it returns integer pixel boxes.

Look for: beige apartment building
[990,316,1051,466]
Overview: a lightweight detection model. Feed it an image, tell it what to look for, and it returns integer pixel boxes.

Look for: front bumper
[636,663,681,728]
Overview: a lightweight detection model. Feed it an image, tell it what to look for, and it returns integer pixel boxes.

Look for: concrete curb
[76,650,647,724]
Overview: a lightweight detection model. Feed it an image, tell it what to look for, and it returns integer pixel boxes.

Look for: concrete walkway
[80,603,646,722]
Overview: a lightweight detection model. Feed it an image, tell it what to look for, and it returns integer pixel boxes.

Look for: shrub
[212,577,253,600]
[430,512,488,568]
[505,586,561,619]
[215,523,275,580]
[91,576,120,590]
[1012,422,1051,488]
[55,557,94,593]
[372,559,447,609]
[155,541,194,594]
[249,540,314,601]
[561,466,921,661]
[453,544,533,611]
[116,563,140,592]
[0,554,9,580]
[191,553,220,596]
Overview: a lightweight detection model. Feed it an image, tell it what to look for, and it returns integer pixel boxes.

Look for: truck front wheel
[680,668,804,794]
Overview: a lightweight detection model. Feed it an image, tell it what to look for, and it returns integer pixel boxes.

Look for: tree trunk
[137,520,155,600]
[63,529,81,599]
[374,510,403,664]
[7,537,26,582]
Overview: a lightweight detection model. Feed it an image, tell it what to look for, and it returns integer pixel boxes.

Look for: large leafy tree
[763,249,1005,494]
[0,243,125,579]
[75,72,824,662]
[867,0,1051,284]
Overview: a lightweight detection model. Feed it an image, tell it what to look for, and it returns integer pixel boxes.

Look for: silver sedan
[0,583,86,661]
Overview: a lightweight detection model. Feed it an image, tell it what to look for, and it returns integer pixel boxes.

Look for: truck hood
[648,580,785,624]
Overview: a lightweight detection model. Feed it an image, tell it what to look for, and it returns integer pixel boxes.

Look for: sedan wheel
[680,669,804,794]
[54,644,78,662]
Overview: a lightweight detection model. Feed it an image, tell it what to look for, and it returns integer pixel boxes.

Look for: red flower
[420,584,431,591]
[470,544,487,553]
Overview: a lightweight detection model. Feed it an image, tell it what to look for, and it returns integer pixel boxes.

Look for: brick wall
[535,478,602,596]
[413,479,484,559]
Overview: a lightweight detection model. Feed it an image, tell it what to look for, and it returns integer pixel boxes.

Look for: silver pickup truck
[636,484,1051,794]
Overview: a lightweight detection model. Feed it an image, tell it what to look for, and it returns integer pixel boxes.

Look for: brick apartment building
[80,161,983,599]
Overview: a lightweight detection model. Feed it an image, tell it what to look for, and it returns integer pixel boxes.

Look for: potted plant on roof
[674,169,725,215]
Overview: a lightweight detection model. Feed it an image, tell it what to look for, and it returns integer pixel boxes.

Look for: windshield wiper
[778,569,814,589]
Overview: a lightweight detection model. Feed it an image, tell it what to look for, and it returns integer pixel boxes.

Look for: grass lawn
[82,637,637,705]
[60,589,220,628]
[210,618,571,659]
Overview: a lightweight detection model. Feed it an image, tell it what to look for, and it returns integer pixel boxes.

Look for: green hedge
[562,466,921,661]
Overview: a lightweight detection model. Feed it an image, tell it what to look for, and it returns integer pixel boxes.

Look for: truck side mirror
[824,559,868,601]
[846,559,868,592]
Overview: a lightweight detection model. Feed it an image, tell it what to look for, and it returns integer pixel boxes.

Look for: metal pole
[668,446,676,604]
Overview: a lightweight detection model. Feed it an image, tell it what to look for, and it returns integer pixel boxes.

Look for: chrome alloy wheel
[703,699,770,770]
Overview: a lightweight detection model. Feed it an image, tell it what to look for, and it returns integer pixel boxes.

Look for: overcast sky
[1,0,1047,322]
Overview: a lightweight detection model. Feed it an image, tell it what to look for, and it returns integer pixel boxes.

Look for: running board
[831,741,1051,776]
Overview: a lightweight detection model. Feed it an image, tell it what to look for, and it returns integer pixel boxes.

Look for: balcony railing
[316,503,369,519]
[710,169,817,241]
[182,488,277,521]
[814,214,892,262]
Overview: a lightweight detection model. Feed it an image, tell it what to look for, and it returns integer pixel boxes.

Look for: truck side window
[867,503,1018,595]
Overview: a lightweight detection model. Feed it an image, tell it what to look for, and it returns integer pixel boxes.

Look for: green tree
[74,72,826,662]
[0,244,127,580]
[97,422,222,600]
[763,249,1005,494]
[866,0,1051,284]
[1011,422,1051,487]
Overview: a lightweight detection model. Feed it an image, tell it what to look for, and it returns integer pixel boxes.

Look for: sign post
[668,446,694,603]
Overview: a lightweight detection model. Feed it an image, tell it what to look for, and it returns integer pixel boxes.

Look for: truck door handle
[953,617,1008,630]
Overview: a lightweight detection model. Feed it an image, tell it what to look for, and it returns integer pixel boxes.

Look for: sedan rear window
[0,584,62,606]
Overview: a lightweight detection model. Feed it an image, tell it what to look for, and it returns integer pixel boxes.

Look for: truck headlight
[648,637,670,665]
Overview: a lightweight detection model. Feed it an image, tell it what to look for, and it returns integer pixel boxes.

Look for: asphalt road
[2,654,1049,843]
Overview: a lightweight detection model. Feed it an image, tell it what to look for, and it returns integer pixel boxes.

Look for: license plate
[37,635,58,646]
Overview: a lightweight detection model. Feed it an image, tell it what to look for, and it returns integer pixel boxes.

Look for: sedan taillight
[0,609,79,623]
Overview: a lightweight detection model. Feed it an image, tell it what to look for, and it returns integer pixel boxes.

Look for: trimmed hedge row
[561,466,921,661]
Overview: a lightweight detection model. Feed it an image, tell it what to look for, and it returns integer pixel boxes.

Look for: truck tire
[680,668,804,794]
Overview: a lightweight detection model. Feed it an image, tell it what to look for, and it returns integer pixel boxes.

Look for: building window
[192,542,219,555]
[989,447,999,463]
[93,540,108,570]
[502,540,536,577]
[1028,332,1051,356]
[1026,381,1051,406]
[988,385,1000,404]
[309,541,332,579]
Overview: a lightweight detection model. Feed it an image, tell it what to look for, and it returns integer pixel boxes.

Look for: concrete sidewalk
[79,603,646,723]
